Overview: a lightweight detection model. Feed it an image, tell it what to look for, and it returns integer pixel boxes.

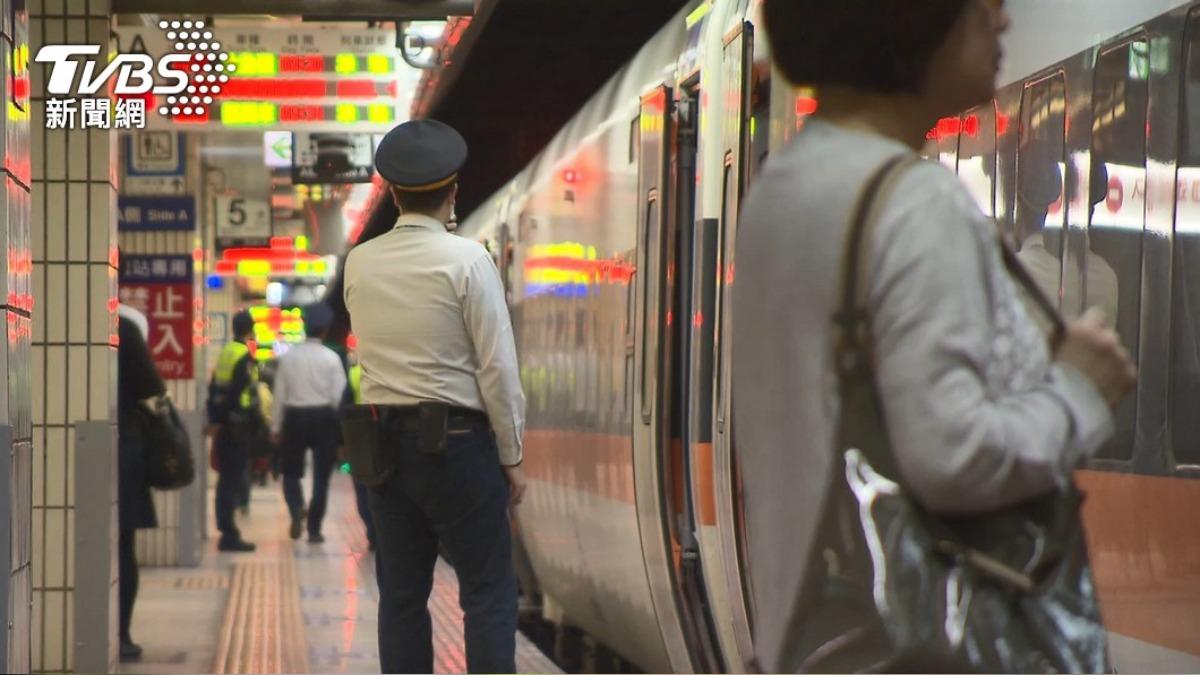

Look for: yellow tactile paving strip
[212,554,310,674]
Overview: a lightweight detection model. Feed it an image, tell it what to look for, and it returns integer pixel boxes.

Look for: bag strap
[833,154,917,374]
[834,157,1068,374]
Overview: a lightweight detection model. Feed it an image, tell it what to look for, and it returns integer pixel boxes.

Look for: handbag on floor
[792,154,1109,673]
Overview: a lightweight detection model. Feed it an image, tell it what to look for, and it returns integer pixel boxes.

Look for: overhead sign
[118,195,196,231]
[118,255,195,380]
[292,132,373,183]
[215,195,271,238]
[113,26,411,132]
[124,175,187,196]
[127,131,185,175]
[263,131,292,168]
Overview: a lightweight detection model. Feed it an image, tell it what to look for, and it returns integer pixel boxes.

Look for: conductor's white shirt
[343,213,526,466]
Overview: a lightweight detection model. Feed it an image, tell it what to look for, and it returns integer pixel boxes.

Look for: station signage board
[113,26,413,132]
[118,255,195,380]
[118,195,196,231]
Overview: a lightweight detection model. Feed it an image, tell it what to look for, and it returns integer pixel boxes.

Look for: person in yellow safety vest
[345,361,377,550]
[205,309,260,552]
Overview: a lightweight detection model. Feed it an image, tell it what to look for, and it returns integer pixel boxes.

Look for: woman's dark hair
[762,0,969,93]
[394,181,456,215]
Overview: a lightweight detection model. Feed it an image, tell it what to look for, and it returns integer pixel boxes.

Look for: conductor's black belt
[341,402,490,488]
[368,404,489,432]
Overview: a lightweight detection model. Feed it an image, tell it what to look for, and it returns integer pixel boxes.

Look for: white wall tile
[43,345,63,424]
[30,505,42,586]
[88,182,109,261]
[44,183,65,261]
[44,264,64,341]
[67,182,86,262]
[40,588,62,671]
[30,431,43,509]
[88,263,107,344]
[88,0,108,16]
[66,262,84,342]
[88,345,107,420]
[66,345,85,420]
[44,429,63,507]
[43,510,63,588]
[65,18,83,42]
[88,127,109,183]
[67,127,87,181]
[31,339,43,419]
[30,185,43,262]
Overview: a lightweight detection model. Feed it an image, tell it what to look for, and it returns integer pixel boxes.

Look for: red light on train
[962,114,979,137]
[997,113,1010,136]
[795,96,818,116]
[562,169,580,184]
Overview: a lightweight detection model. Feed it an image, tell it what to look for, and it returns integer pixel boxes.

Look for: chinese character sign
[119,254,194,380]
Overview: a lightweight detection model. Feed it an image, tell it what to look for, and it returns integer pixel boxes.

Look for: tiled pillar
[29,0,116,672]
[118,130,205,567]
[3,0,34,672]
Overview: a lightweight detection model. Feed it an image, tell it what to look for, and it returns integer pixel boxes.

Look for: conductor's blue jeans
[369,419,517,674]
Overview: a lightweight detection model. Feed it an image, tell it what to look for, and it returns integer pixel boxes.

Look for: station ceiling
[419,0,690,221]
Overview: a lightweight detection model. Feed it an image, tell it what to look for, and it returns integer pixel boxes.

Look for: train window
[630,116,640,164]
[1089,39,1148,463]
[640,195,659,421]
[1014,74,1067,305]
[957,102,997,217]
[1171,13,1200,467]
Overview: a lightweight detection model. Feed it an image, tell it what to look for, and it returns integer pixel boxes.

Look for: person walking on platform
[116,308,164,661]
[733,1,1136,672]
[345,358,377,550]
[342,119,527,674]
[206,310,260,552]
[272,303,347,543]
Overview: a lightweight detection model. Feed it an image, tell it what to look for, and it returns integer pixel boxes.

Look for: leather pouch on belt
[418,401,449,455]
[340,405,393,488]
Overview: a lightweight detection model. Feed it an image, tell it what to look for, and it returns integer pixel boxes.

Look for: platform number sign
[215,195,271,238]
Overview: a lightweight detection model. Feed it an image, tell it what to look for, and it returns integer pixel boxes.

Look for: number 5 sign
[215,195,271,238]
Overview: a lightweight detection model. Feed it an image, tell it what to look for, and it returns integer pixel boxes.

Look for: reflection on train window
[1089,39,1148,462]
[749,69,770,180]
[957,102,997,217]
[1171,12,1200,467]
[1014,74,1067,305]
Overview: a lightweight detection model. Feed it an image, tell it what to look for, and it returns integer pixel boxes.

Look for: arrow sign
[263,131,293,168]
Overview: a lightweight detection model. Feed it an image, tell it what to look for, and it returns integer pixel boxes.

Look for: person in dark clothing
[116,312,165,661]
[206,310,260,552]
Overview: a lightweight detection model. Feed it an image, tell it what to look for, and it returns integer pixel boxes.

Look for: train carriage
[456,1,1200,670]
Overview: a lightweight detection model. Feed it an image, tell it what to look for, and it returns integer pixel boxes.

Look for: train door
[632,83,697,673]
[668,73,727,672]
[687,20,757,673]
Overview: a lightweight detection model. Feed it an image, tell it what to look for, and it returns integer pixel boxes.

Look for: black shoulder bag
[139,394,196,491]
[792,155,1110,673]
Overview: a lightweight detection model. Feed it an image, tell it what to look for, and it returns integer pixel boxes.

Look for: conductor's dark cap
[303,303,334,335]
[374,119,467,191]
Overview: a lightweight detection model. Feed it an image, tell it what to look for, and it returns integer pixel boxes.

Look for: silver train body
[458,0,1200,670]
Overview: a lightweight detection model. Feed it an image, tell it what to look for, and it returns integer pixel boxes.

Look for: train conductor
[342,119,527,674]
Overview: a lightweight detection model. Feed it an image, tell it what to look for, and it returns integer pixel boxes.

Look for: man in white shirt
[343,119,526,674]
[271,302,347,543]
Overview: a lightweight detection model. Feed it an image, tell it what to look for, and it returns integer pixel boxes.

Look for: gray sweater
[731,119,1112,672]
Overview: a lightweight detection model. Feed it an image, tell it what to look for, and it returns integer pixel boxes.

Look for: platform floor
[121,471,560,674]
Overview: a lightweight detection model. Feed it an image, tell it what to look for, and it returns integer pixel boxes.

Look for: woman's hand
[1055,307,1137,408]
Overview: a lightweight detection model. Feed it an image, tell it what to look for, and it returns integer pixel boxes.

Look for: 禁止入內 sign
[119,254,195,380]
